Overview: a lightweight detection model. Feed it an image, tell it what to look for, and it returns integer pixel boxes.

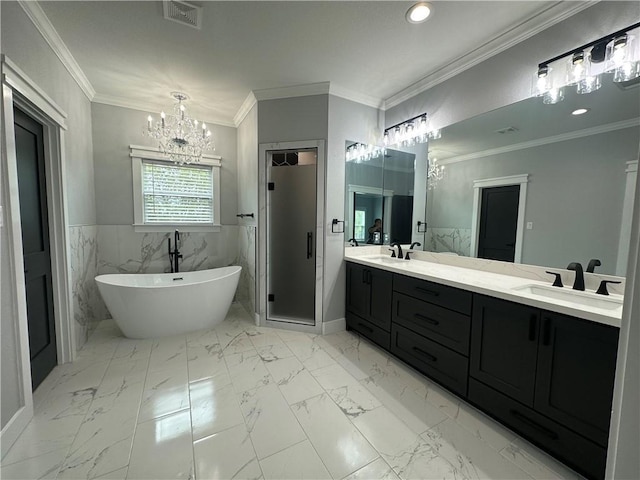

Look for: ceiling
[37,1,587,127]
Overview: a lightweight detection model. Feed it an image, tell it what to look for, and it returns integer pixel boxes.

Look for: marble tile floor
[1,303,584,480]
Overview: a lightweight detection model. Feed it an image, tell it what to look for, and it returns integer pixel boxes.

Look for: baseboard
[0,404,32,460]
[322,317,346,335]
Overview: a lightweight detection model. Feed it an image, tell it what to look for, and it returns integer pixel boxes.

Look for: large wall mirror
[344,143,427,247]
[345,78,639,276]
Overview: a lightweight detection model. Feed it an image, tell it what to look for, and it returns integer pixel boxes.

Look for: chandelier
[534,23,640,104]
[427,156,445,189]
[144,92,213,164]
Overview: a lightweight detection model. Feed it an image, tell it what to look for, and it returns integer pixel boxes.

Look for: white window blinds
[142,159,214,223]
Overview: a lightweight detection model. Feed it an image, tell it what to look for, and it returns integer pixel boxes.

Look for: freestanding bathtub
[95,266,241,339]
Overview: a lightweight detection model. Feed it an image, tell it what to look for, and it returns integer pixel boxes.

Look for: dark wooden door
[14,108,57,390]
[367,268,392,331]
[534,312,619,447]
[477,185,520,262]
[346,263,370,320]
[470,295,539,406]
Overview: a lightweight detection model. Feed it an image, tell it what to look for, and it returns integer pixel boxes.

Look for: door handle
[306,231,313,259]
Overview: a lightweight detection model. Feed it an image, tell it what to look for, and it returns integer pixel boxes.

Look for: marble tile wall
[96,225,240,275]
[69,225,109,350]
[425,228,472,257]
[235,225,256,318]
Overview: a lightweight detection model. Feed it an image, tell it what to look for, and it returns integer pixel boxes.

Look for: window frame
[130,144,222,233]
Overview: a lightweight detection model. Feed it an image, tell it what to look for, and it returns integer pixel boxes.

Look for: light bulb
[542,87,565,105]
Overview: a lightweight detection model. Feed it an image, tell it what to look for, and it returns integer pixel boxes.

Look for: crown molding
[441,118,640,166]
[329,84,384,110]
[234,91,257,127]
[252,81,331,101]
[18,0,95,101]
[92,93,236,128]
[384,1,597,110]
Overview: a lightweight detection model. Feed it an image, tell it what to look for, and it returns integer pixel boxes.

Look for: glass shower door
[267,149,317,325]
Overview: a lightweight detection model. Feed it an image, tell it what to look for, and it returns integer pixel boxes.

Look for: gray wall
[236,104,259,316]
[92,103,238,226]
[327,95,383,323]
[258,95,329,144]
[1,1,96,429]
[427,127,638,273]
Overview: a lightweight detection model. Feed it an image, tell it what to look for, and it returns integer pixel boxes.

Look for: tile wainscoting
[425,228,472,257]
[69,225,108,350]
[236,224,257,318]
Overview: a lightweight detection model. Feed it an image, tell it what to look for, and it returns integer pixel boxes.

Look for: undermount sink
[359,254,406,264]
[512,284,623,311]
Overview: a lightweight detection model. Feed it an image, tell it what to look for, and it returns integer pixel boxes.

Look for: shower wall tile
[426,228,472,257]
[96,225,240,275]
[236,225,256,318]
[69,225,109,350]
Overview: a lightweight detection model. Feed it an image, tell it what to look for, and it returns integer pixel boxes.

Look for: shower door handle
[306,232,313,259]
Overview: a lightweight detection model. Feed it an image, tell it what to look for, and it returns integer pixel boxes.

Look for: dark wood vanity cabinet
[345,263,392,348]
[390,274,472,397]
[344,262,620,480]
[469,294,619,480]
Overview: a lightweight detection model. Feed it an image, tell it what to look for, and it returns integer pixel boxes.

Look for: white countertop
[344,249,622,328]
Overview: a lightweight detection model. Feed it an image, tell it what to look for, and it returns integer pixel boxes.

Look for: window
[130,145,221,232]
[354,208,366,241]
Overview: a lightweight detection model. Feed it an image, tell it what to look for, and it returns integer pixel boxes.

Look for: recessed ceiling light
[571,108,590,116]
[406,2,433,24]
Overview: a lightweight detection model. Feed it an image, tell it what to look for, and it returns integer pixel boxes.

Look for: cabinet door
[346,263,370,319]
[534,313,619,447]
[470,295,540,407]
[368,268,392,331]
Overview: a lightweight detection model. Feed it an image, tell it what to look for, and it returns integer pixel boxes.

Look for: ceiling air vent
[494,126,519,135]
[163,0,202,30]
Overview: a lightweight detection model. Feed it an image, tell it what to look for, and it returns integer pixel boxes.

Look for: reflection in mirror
[421,78,639,275]
[345,142,428,247]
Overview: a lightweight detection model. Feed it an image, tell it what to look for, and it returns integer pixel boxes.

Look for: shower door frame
[258,140,325,334]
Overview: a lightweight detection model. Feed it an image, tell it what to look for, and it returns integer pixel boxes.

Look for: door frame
[346,184,393,242]
[1,56,74,455]
[470,174,529,263]
[258,140,325,334]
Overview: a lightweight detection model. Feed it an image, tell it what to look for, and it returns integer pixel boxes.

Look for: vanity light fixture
[571,108,590,116]
[345,142,383,163]
[144,91,213,164]
[534,22,640,104]
[406,2,433,24]
[384,113,440,148]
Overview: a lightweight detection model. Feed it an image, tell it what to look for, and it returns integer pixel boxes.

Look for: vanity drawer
[392,292,471,355]
[393,274,472,315]
[468,377,606,480]
[390,323,468,397]
[346,312,390,350]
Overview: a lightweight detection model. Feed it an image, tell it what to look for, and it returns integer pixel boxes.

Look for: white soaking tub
[95,266,241,339]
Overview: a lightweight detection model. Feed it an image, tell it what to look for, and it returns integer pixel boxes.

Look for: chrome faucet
[567,262,585,291]
[168,230,183,273]
[390,242,403,260]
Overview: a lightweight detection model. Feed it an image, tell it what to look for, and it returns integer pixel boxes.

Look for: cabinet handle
[306,232,313,259]
[362,269,367,284]
[542,317,552,346]
[412,346,437,362]
[415,286,440,297]
[366,270,372,285]
[510,410,559,440]
[528,315,537,342]
[414,313,439,326]
[357,323,374,334]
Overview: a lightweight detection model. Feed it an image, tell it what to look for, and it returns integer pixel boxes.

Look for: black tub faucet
[348,238,359,247]
[567,262,585,291]
[169,229,183,273]
[390,242,403,260]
